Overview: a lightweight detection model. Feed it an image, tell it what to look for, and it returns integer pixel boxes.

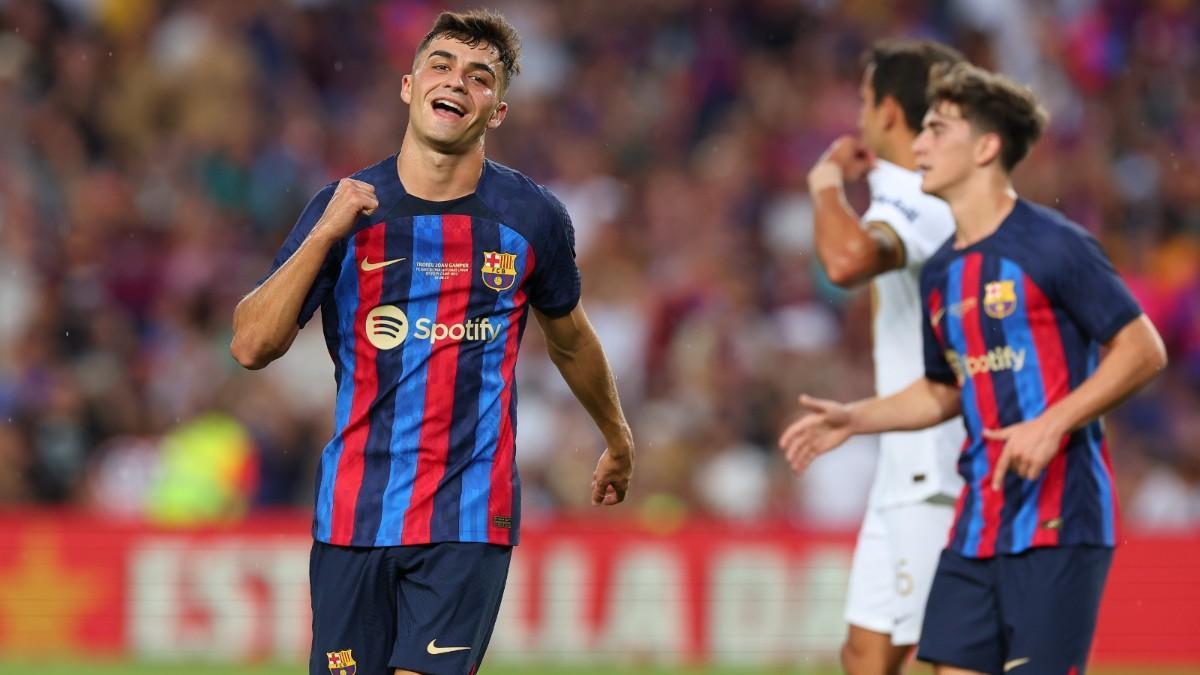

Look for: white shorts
[844,499,955,646]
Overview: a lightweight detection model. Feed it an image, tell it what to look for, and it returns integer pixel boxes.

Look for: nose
[443,70,467,93]
[912,129,928,156]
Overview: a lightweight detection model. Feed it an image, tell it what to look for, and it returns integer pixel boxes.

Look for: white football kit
[843,159,965,645]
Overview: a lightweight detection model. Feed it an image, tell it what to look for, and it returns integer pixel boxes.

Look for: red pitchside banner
[0,511,1195,667]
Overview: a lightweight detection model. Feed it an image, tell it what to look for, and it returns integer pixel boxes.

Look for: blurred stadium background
[1,0,1198,672]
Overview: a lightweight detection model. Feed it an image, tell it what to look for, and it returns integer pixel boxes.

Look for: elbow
[823,259,867,288]
[818,249,871,289]
[230,333,278,370]
[1149,342,1169,376]
[1142,321,1169,377]
[824,263,858,288]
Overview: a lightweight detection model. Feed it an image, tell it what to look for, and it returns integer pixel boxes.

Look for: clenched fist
[311,178,379,242]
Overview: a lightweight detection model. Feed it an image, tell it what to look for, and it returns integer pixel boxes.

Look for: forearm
[848,377,962,435]
[1041,316,1167,434]
[231,231,336,369]
[546,328,633,454]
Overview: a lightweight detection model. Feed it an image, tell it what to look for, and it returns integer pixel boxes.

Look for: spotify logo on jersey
[364,305,503,350]
[365,305,409,350]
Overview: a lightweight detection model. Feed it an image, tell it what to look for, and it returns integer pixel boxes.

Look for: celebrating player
[801,40,964,675]
[230,10,635,675]
[781,62,1167,674]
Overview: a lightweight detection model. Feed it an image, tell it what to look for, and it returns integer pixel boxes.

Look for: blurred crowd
[1,0,1198,530]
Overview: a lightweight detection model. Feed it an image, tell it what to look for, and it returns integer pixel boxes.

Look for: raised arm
[808,136,906,287]
[230,179,377,370]
[534,303,634,506]
[779,376,961,473]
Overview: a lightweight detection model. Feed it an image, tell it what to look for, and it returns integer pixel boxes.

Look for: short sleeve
[260,183,340,328]
[863,192,954,269]
[1054,232,1142,343]
[921,273,959,386]
[527,192,582,318]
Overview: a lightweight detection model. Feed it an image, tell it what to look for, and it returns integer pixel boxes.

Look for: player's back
[864,160,965,508]
[920,199,1142,558]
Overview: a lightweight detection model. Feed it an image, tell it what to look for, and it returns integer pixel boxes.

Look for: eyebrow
[427,49,498,80]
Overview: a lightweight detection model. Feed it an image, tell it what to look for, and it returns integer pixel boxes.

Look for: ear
[880,95,902,132]
[401,74,413,105]
[975,131,1003,167]
[487,101,508,130]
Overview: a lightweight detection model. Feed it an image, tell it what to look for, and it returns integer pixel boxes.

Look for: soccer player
[230,11,635,675]
[780,62,1167,674]
[801,40,965,675]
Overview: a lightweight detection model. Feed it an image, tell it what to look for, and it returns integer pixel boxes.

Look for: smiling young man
[780,62,1167,674]
[230,11,635,675]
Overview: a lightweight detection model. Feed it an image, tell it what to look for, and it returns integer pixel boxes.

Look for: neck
[877,131,917,171]
[944,169,1017,247]
[397,130,486,201]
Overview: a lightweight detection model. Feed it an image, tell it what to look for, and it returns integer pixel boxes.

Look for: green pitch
[1,662,1195,675]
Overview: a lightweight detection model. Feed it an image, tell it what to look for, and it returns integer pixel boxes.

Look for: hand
[311,178,379,241]
[812,135,875,183]
[778,395,855,473]
[591,446,633,506]
[985,416,1068,490]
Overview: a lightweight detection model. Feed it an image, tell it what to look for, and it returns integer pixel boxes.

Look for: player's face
[913,101,976,197]
[857,66,885,153]
[402,37,508,153]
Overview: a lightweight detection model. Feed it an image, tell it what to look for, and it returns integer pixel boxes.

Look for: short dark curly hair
[414,10,522,93]
[927,62,1049,171]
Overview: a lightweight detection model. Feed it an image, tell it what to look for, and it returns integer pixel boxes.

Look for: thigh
[390,543,513,675]
[917,549,1004,674]
[845,507,897,636]
[884,501,956,646]
[310,541,397,675]
[997,546,1113,674]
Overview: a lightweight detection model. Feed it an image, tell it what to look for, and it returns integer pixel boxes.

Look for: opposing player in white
[791,40,966,675]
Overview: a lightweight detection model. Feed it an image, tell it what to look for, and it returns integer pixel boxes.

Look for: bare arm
[535,304,634,505]
[808,136,905,287]
[230,179,378,370]
[987,315,1167,488]
[230,232,336,369]
[779,377,961,473]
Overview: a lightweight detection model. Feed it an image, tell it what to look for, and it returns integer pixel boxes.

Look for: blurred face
[912,101,981,197]
[858,66,886,153]
[402,36,508,153]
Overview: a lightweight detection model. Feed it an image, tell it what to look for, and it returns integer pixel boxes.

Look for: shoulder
[1006,199,1105,276]
[347,155,397,187]
[477,159,570,230]
[1012,199,1095,247]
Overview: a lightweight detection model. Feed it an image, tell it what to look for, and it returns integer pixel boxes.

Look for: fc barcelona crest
[327,649,357,675]
[983,280,1017,319]
[482,251,517,292]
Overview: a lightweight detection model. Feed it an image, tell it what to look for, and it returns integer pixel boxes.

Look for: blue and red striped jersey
[265,155,581,547]
[920,199,1142,558]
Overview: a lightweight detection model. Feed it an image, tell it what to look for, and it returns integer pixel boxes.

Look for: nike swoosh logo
[1004,657,1031,671]
[426,640,471,655]
[360,257,406,272]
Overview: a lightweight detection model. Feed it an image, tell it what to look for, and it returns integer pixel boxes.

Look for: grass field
[2,663,1197,675]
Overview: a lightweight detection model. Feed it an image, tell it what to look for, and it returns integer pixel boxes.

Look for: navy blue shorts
[918,545,1113,674]
[310,541,512,675]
